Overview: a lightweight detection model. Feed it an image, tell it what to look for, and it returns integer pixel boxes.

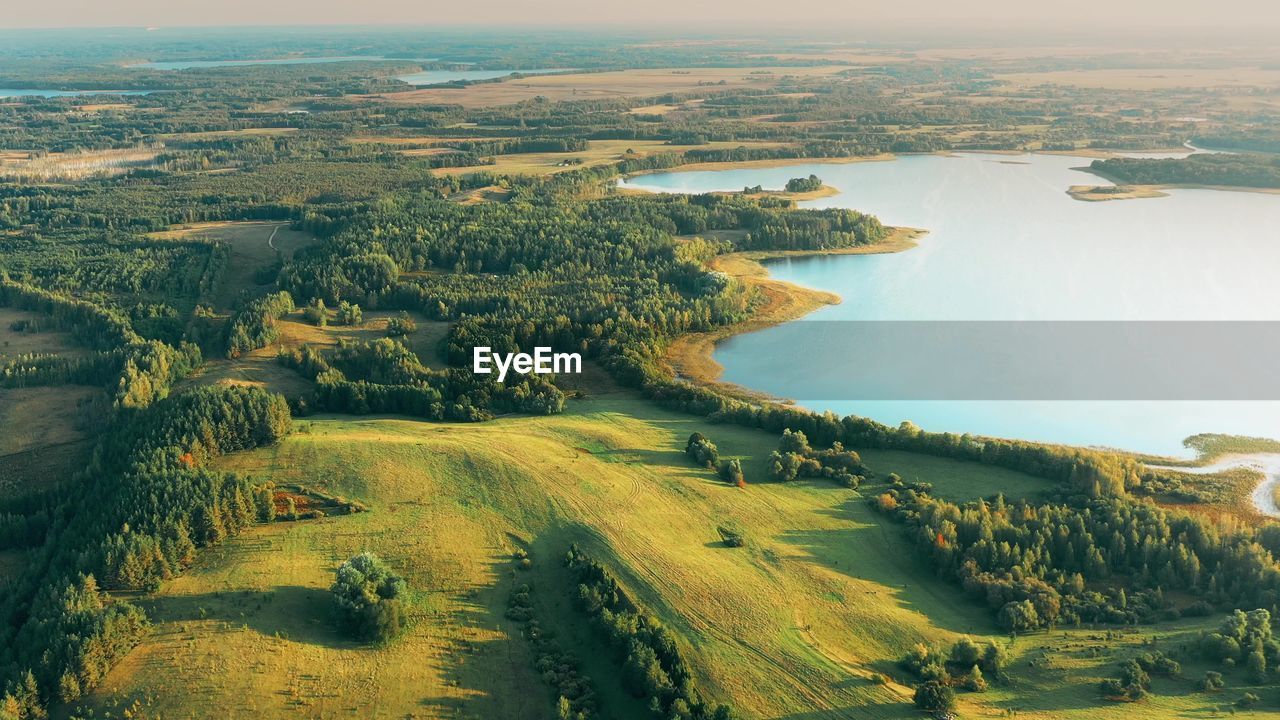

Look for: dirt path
[266,223,286,250]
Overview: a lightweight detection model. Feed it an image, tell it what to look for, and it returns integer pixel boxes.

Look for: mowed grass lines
[77,396,1237,719]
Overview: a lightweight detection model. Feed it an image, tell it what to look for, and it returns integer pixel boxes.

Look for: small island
[741,174,839,200]
[1067,184,1169,201]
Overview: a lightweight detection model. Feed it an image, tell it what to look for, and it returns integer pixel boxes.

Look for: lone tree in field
[718,458,745,486]
[331,552,407,642]
[913,680,956,715]
[685,432,720,469]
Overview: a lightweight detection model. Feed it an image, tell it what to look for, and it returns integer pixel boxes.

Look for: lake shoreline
[1146,454,1280,519]
[1072,164,1280,201]
[638,151,1280,459]
[662,226,926,402]
[624,152,898,177]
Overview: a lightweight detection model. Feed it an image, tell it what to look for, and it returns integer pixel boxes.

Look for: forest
[1091,153,1280,189]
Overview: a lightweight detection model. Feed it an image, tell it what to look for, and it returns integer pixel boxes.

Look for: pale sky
[6,0,1280,31]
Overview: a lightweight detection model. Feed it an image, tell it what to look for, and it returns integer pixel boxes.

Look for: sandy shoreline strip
[1071,164,1280,201]
[662,226,925,402]
[1147,454,1280,519]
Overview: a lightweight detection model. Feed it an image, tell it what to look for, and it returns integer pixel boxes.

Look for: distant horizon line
[2,21,1280,37]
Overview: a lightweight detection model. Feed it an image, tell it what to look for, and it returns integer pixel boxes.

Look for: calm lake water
[622,153,1280,456]
[132,56,438,70]
[0,89,152,98]
[394,68,570,86]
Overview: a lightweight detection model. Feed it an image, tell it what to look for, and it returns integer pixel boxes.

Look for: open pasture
[71,394,1246,719]
[363,66,850,107]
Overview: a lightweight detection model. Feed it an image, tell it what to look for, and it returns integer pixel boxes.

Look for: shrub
[335,301,363,325]
[387,311,417,337]
[331,552,407,642]
[717,458,744,485]
[1199,670,1225,692]
[913,680,956,714]
[717,526,745,548]
[304,298,327,326]
[685,432,720,469]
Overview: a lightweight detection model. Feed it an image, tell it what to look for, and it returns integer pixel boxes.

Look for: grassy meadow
[70,393,1266,719]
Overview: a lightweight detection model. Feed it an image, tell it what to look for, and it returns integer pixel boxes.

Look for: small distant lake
[395,68,572,86]
[0,89,153,98]
[132,56,438,70]
[623,153,1280,457]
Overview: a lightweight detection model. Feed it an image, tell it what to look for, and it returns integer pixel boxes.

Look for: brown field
[430,138,793,177]
[73,103,133,112]
[347,135,510,145]
[446,185,512,204]
[398,147,465,157]
[0,308,87,360]
[0,147,162,181]
[0,437,96,497]
[156,127,299,141]
[360,66,850,107]
[625,99,705,116]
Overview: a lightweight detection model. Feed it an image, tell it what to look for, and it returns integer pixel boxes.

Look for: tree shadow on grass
[415,544,556,720]
[771,697,912,720]
[777,495,997,637]
[141,585,354,648]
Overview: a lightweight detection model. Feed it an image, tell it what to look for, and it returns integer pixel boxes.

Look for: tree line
[0,385,290,716]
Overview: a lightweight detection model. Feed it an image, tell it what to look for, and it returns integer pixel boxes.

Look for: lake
[622,153,1280,457]
[132,56,438,70]
[0,89,152,98]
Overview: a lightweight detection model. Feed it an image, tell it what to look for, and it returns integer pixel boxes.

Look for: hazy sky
[7,0,1280,31]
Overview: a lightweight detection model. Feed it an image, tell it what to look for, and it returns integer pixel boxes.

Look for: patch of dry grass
[360,66,850,107]
[148,221,315,310]
[0,308,88,360]
[0,146,162,180]
[188,310,448,397]
[430,138,792,177]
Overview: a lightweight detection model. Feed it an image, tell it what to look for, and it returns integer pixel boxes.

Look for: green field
[72,394,1259,720]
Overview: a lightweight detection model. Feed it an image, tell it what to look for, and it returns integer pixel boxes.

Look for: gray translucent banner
[718,321,1280,400]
